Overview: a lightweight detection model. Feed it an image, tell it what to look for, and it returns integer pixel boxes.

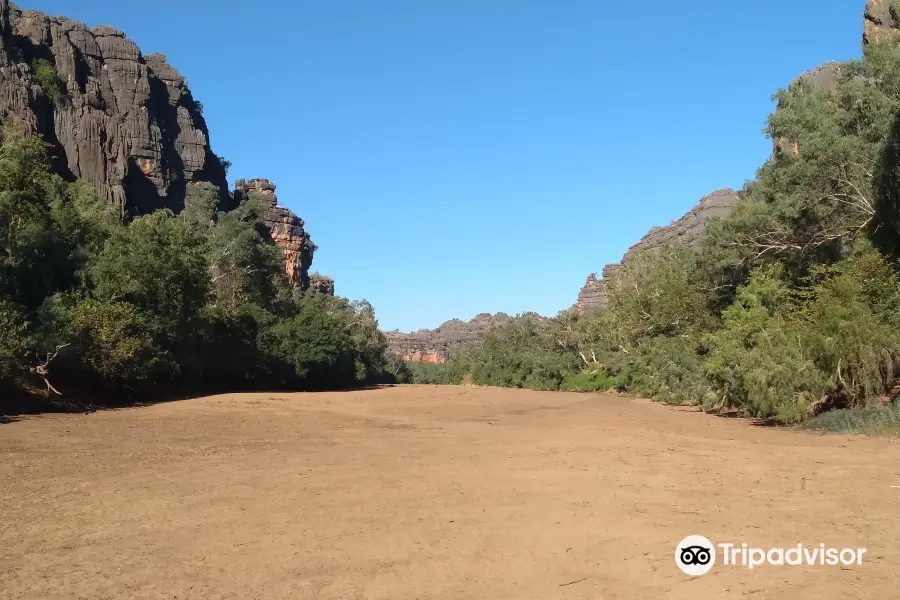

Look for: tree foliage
[0,124,399,410]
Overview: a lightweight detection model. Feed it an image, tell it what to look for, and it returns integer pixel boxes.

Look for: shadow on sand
[1,383,399,423]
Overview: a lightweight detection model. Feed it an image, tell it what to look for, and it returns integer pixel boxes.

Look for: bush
[87,210,211,351]
[261,295,357,389]
[798,240,900,406]
[383,353,412,384]
[626,335,713,406]
[560,370,627,393]
[449,316,580,391]
[803,401,900,435]
[0,298,33,380]
[33,59,65,103]
[407,362,451,385]
[702,265,826,423]
[65,298,166,386]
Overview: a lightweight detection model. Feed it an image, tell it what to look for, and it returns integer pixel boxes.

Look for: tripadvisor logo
[675,535,868,576]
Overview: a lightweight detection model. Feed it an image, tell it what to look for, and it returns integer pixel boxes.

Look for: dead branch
[30,344,69,396]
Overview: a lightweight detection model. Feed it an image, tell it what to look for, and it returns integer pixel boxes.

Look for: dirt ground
[2,386,899,600]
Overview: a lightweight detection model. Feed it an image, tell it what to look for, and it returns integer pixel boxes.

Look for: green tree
[262,295,356,389]
[606,243,715,344]
[87,210,210,351]
[799,239,900,405]
[65,298,165,386]
[205,195,286,316]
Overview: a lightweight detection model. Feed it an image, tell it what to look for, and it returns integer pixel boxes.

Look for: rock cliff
[308,273,335,296]
[233,178,317,290]
[576,7,883,318]
[386,313,512,364]
[864,0,900,45]
[575,273,605,316]
[576,188,740,314]
[0,3,329,290]
[0,1,228,215]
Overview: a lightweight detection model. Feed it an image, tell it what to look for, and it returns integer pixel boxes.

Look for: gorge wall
[386,313,513,364]
[576,188,740,315]
[0,0,227,214]
[0,1,326,291]
[865,0,900,45]
[234,179,317,290]
[575,0,894,316]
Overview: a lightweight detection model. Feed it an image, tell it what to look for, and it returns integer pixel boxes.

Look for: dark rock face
[233,178,317,290]
[576,189,740,315]
[576,274,606,316]
[0,2,228,215]
[308,273,335,296]
[386,313,512,364]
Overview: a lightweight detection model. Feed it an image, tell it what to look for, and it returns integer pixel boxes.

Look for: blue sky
[32,0,863,332]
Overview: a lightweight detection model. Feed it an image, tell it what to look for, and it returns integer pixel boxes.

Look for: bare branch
[30,344,69,396]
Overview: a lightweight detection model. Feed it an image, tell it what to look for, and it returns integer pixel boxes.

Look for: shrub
[261,295,356,389]
[33,59,65,103]
[0,298,33,380]
[407,362,451,385]
[702,265,826,423]
[87,210,210,350]
[798,240,900,406]
[560,370,627,393]
[626,335,713,406]
[65,298,166,386]
[803,400,900,435]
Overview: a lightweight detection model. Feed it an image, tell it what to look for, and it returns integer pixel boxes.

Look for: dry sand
[2,386,899,599]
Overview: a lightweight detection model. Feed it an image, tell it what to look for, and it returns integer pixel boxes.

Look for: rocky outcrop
[576,274,606,316]
[233,178,317,290]
[308,273,335,295]
[0,3,328,291]
[386,313,513,364]
[773,63,841,156]
[0,1,228,215]
[864,0,900,45]
[576,189,740,315]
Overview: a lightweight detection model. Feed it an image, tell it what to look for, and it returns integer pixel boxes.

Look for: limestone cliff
[864,0,900,45]
[234,178,317,290]
[386,313,512,364]
[0,3,329,290]
[575,274,605,316]
[576,189,740,315]
[308,273,336,296]
[0,1,228,215]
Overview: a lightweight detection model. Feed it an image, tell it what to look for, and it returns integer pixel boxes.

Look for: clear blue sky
[31,0,863,332]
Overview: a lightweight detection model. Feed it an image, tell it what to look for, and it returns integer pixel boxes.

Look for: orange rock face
[864,0,900,46]
[233,178,317,289]
[268,212,310,287]
[385,313,518,364]
[397,350,446,364]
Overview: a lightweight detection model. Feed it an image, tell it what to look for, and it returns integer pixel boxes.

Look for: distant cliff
[386,313,513,364]
[576,188,740,314]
